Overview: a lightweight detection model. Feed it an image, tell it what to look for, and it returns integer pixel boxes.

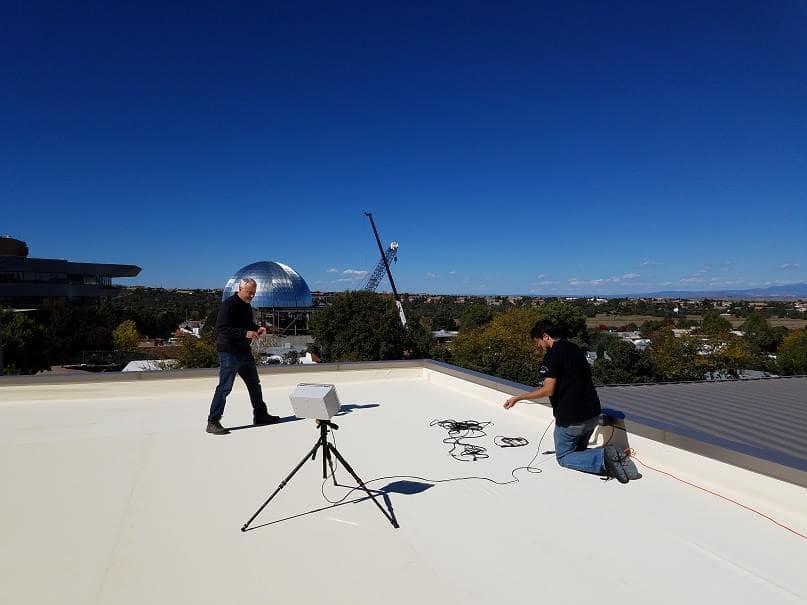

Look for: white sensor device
[289,383,341,420]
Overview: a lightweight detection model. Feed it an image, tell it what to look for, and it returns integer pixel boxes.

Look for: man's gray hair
[238,277,257,290]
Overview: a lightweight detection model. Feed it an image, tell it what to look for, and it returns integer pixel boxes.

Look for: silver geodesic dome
[223,261,313,308]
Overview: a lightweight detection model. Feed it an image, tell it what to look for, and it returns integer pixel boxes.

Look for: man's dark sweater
[216,294,258,354]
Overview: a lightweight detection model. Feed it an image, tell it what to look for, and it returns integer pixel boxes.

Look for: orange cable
[628,450,806,540]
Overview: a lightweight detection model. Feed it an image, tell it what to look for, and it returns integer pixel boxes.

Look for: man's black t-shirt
[215,294,258,354]
[539,339,601,426]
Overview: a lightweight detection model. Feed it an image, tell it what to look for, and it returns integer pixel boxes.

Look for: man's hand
[257,326,267,336]
[246,330,259,340]
[503,396,520,409]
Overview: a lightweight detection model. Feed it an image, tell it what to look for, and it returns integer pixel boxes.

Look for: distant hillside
[637,283,807,300]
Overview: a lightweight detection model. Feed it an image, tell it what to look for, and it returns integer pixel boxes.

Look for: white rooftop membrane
[1,367,805,605]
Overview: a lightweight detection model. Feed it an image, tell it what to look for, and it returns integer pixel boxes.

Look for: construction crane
[362,212,407,327]
[361,241,398,292]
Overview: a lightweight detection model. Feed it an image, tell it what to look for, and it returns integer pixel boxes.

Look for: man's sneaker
[206,421,230,435]
[621,454,642,480]
[604,445,629,484]
[253,414,281,426]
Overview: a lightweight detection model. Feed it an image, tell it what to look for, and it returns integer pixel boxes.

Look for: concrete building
[0,236,140,308]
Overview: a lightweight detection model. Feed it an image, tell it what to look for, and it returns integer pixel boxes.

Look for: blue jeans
[208,352,268,422]
[553,416,605,475]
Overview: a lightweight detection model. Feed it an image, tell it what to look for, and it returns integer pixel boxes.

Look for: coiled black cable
[320,417,555,505]
[429,418,491,462]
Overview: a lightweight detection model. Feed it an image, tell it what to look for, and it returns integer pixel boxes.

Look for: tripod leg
[241,440,322,532]
[318,423,338,484]
[328,444,399,529]
[327,449,338,485]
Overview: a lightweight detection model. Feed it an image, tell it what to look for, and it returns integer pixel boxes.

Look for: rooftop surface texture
[1,363,806,604]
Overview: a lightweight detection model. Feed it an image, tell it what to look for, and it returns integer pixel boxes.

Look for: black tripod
[241,419,399,531]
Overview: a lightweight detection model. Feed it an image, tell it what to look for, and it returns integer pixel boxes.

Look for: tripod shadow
[377,480,433,495]
[227,415,302,432]
[336,403,381,416]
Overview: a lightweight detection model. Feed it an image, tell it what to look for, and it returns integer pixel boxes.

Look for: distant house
[432,329,459,343]
[177,320,204,338]
[616,331,651,350]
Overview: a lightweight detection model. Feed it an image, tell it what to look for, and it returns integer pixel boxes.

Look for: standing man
[207,277,280,435]
[503,321,631,483]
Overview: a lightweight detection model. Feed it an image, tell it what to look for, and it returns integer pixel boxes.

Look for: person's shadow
[227,415,301,431]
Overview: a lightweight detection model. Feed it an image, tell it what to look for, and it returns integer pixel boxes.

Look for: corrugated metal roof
[597,377,807,473]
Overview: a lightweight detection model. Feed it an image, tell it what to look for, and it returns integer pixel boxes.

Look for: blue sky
[2,1,806,295]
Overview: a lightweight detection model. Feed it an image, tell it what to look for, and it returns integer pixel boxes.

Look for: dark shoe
[206,421,230,435]
[604,445,629,484]
[253,414,281,426]
[621,455,642,480]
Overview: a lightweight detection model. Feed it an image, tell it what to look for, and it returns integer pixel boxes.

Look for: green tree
[1,311,50,374]
[431,307,456,331]
[777,330,807,375]
[592,335,653,385]
[311,291,429,362]
[458,304,493,332]
[740,313,777,354]
[451,307,542,384]
[112,320,140,352]
[647,329,704,382]
[535,301,587,338]
[173,334,218,368]
[640,319,669,338]
[700,311,732,335]
[699,335,752,379]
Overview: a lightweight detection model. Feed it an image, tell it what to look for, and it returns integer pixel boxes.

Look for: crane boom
[363,212,407,327]
[361,242,398,292]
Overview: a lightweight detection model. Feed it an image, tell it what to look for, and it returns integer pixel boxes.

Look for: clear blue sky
[3,1,806,295]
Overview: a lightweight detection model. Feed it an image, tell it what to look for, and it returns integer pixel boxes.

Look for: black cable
[320,417,556,505]
[494,436,529,448]
[429,418,491,462]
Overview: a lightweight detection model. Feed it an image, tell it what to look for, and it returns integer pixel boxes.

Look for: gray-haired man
[206,278,279,435]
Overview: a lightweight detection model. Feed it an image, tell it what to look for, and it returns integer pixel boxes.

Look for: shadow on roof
[227,415,302,431]
[336,402,381,415]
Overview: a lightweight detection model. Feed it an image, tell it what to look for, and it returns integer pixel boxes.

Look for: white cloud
[342,269,368,277]
[780,263,800,270]
[326,268,338,273]
[449,270,456,275]
[640,260,660,267]
[568,273,638,287]
[426,272,438,279]
[679,277,707,284]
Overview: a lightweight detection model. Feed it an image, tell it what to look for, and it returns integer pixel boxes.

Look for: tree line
[309,294,807,383]
[0,288,221,374]
[3,289,806,378]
